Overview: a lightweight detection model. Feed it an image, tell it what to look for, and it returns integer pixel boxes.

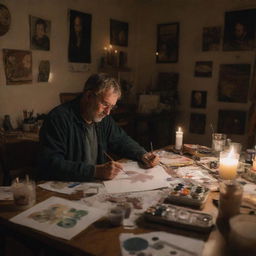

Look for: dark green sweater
[37,95,147,181]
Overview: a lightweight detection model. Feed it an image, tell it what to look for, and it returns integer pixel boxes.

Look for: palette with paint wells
[164,179,210,209]
[144,203,214,233]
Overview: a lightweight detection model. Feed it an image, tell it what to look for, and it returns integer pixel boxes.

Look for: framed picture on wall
[223,9,256,51]
[218,64,251,103]
[202,26,221,51]
[110,19,129,47]
[194,61,213,77]
[3,49,32,85]
[189,113,206,134]
[218,110,246,135]
[191,90,207,108]
[30,15,51,51]
[156,22,179,63]
[68,9,91,63]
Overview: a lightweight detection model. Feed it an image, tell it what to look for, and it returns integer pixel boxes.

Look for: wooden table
[0,183,230,256]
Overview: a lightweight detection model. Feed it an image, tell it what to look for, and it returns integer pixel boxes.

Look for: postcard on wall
[218,64,251,103]
[38,60,50,82]
[103,161,170,194]
[68,9,91,63]
[11,196,106,240]
[110,19,129,47]
[202,26,221,51]
[30,15,51,51]
[194,61,212,77]
[120,232,204,256]
[191,90,207,108]
[3,49,32,85]
[218,110,246,135]
[223,9,256,51]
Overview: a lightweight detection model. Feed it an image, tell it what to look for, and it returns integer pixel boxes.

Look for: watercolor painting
[120,232,204,256]
[194,61,213,77]
[11,197,105,240]
[103,161,170,193]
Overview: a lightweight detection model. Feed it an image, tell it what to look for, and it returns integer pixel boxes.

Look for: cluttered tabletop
[0,143,256,256]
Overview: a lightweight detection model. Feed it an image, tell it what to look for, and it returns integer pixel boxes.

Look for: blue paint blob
[123,237,149,251]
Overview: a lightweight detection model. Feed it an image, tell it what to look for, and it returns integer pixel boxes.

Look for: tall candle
[219,150,239,180]
[175,127,183,150]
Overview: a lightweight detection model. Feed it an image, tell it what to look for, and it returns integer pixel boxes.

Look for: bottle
[3,115,13,131]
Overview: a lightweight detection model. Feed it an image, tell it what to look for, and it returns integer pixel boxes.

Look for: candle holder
[219,150,239,180]
[11,177,36,209]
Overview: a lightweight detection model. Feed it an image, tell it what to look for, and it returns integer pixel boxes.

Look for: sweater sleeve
[37,112,95,181]
[106,116,147,161]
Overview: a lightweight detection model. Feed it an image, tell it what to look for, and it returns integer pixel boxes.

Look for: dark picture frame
[218,64,251,103]
[110,19,128,47]
[3,49,32,85]
[191,90,207,108]
[202,26,221,51]
[156,22,179,63]
[189,113,206,134]
[194,61,213,77]
[218,110,246,135]
[223,9,256,51]
[30,15,51,51]
[0,4,11,36]
[68,9,91,63]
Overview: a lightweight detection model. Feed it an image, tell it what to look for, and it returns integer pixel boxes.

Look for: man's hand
[94,161,123,180]
[141,152,159,168]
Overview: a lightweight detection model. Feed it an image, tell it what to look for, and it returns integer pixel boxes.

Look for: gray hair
[83,73,121,98]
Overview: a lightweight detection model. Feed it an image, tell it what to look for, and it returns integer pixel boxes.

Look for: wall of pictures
[136,0,256,148]
[0,0,137,128]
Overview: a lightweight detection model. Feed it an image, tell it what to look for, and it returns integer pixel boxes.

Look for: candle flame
[227,147,235,158]
[178,127,182,132]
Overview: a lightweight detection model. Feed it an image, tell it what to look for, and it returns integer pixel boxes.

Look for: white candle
[175,127,183,150]
[219,150,239,180]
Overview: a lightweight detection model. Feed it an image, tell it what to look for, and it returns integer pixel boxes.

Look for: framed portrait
[3,49,32,85]
[68,9,91,63]
[156,22,179,63]
[202,26,221,51]
[189,113,206,134]
[191,90,207,108]
[30,15,51,51]
[0,4,11,36]
[110,19,129,47]
[194,61,213,77]
[223,9,256,51]
[218,64,251,103]
[218,110,246,135]
[38,60,50,82]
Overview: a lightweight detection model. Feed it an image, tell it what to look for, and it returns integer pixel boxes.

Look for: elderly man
[38,73,159,181]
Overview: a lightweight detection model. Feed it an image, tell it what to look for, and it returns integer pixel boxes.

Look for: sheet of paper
[11,196,106,240]
[103,161,170,194]
[120,231,204,256]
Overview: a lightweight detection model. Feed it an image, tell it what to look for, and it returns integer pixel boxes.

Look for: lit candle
[175,127,183,150]
[219,149,239,180]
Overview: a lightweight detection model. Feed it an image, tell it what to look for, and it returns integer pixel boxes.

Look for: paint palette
[164,180,210,209]
[144,203,214,233]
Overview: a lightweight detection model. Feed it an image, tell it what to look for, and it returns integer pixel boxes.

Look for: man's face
[74,17,82,33]
[36,24,45,38]
[234,23,245,38]
[86,88,119,123]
